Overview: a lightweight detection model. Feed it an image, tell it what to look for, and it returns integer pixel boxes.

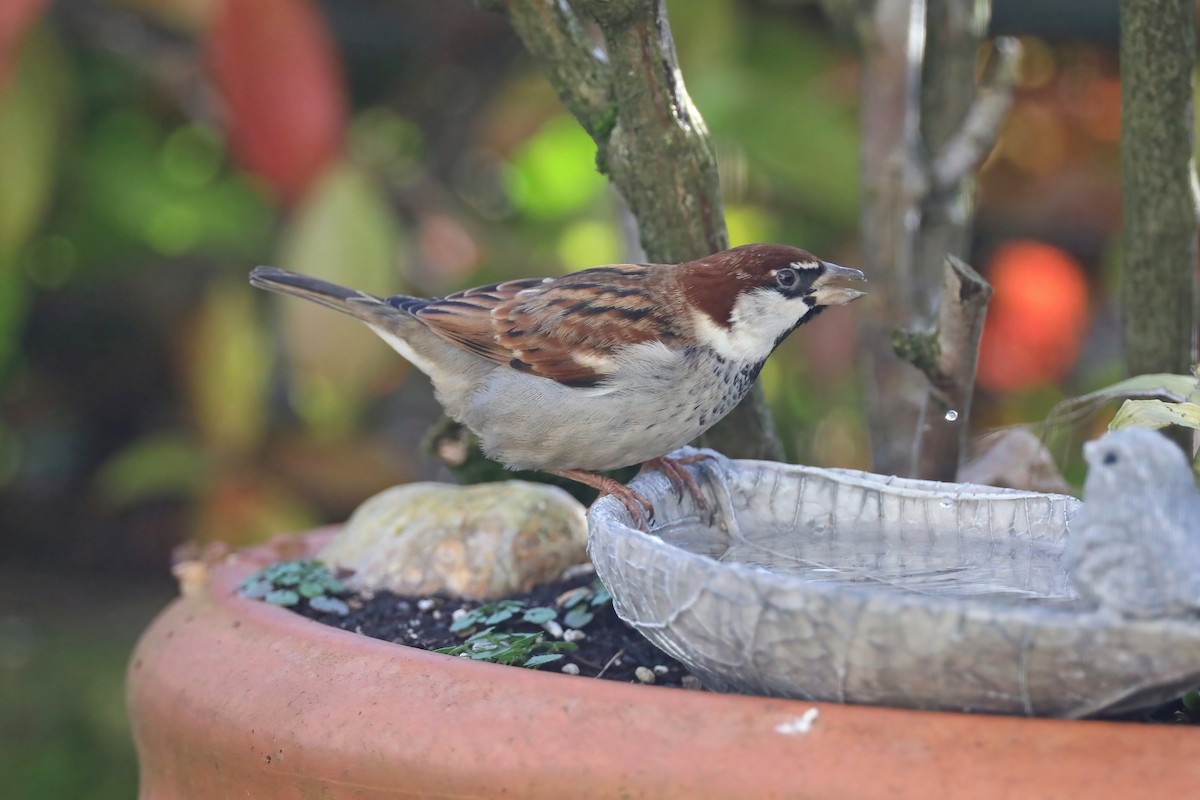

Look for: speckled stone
[319,481,588,600]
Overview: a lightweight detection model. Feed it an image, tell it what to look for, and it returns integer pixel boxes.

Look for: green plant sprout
[238,560,350,616]
[435,628,577,668]
[440,579,614,669]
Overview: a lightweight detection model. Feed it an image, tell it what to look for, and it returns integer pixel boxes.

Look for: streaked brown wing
[404,278,545,363]
[410,265,680,387]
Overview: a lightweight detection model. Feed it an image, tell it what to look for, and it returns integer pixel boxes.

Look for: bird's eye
[775,268,799,289]
[1102,451,1118,465]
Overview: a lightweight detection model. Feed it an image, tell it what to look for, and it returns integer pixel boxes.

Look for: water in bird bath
[662,517,1076,605]
[650,459,1081,605]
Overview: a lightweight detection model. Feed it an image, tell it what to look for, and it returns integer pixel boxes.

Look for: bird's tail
[250,266,486,385]
[249,266,396,323]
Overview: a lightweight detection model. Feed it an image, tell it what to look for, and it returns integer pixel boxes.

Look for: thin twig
[932,37,1022,190]
[595,647,625,679]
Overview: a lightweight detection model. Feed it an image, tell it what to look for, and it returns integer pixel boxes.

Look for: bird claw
[552,468,655,531]
[552,456,713,532]
[642,455,710,510]
[611,485,654,531]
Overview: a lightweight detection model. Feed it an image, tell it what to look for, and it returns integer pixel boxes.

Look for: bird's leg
[552,469,653,529]
[668,452,717,467]
[641,455,710,509]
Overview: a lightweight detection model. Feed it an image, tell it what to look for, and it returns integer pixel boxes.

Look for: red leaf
[206,0,346,203]
[0,0,49,88]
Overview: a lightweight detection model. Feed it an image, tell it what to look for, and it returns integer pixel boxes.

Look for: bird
[1065,427,1200,618]
[249,243,866,523]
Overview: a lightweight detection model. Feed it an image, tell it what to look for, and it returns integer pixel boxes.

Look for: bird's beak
[809,261,867,306]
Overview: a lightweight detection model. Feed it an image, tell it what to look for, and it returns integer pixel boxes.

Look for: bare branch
[851,0,1012,479]
[932,36,1022,190]
[577,0,729,263]
[855,0,928,475]
[485,0,729,264]
[894,256,993,481]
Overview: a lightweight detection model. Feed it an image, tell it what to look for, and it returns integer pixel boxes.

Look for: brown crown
[678,243,819,328]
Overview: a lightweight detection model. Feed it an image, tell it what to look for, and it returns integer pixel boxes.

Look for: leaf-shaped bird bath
[588,448,1200,718]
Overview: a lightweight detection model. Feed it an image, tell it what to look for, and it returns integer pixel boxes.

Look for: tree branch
[577,0,728,262]
[464,0,782,465]
[1119,0,1197,378]
[854,0,928,475]
[894,256,993,481]
[584,0,779,457]
[839,0,1011,479]
[496,0,614,139]
[932,36,1021,190]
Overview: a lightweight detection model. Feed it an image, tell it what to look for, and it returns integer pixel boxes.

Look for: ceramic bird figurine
[1065,427,1200,618]
[250,243,866,520]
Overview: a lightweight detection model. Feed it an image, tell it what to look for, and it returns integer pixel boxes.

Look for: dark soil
[287,569,1198,722]
[295,565,694,688]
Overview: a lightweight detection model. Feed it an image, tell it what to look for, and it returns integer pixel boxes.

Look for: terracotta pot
[128,529,1200,799]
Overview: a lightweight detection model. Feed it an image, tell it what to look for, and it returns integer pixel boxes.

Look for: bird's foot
[642,455,710,510]
[552,469,654,530]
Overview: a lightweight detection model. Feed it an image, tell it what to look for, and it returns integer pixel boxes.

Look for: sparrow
[1065,428,1200,618]
[249,243,866,522]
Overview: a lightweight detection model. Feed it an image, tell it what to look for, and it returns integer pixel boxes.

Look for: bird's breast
[459,349,765,472]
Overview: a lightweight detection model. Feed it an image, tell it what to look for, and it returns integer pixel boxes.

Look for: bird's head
[1082,428,1196,499]
[681,243,866,363]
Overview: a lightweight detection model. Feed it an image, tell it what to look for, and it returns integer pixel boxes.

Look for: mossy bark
[466,0,782,467]
[1119,0,1197,377]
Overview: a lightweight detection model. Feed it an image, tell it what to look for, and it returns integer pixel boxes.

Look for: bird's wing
[387,278,545,364]
[399,265,682,387]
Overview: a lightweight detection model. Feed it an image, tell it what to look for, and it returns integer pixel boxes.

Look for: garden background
[0,1,1157,797]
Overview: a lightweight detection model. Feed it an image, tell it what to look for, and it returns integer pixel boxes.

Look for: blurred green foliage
[507,116,607,220]
[0,8,865,790]
[0,0,874,560]
[2,576,164,800]
[0,1,1138,797]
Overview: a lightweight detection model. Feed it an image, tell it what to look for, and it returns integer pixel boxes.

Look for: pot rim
[128,527,1200,800]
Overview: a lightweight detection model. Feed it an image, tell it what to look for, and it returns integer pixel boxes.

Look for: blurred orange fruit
[977,240,1089,392]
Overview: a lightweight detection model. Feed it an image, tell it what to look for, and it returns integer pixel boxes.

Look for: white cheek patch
[691,310,739,360]
[692,289,811,363]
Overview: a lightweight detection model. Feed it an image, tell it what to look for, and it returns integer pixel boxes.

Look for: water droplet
[939,499,953,509]
[944,409,959,422]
